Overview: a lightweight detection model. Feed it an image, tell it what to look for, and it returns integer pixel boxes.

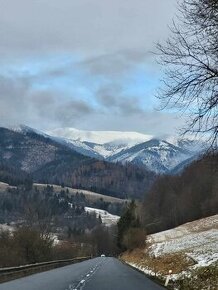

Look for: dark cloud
[55,100,95,126]
[77,49,163,81]
[96,84,144,116]
[0,75,95,129]
[0,75,31,126]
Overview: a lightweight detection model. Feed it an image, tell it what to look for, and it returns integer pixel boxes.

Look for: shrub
[123,228,146,250]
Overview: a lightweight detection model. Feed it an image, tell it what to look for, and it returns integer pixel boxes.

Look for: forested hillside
[142,153,218,234]
[0,163,32,187]
[0,127,155,199]
[33,160,155,199]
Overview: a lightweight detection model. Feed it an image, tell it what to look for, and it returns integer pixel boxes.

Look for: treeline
[0,225,119,267]
[141,153,218,234]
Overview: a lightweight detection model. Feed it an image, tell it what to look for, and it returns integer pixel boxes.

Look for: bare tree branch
[157,0,218,150]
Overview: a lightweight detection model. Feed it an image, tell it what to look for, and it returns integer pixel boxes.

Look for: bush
[0,227,53,267]
[52,241,80,260]
[123,228,146,250]
[13,227,53,264]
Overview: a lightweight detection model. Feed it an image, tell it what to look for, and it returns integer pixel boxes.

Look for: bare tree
[157,0,218,149]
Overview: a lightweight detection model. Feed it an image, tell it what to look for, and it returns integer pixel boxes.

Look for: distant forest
[0,163,32,187]
[0,185,101,232]
[0,160,155,200]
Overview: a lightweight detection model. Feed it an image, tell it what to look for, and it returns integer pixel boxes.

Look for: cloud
[55,100,95,126]
[0,72,185,136]
[96,84,145,116]
[0,0,177,58]
[77,110,185,137]
[0,75,31,126]
[0,0,183,136]
[0,75,95,129]
[79,50,155,78]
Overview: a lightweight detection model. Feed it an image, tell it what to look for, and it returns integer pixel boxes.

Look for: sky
[0,0,185,136]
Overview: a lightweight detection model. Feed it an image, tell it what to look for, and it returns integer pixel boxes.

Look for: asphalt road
[0,257,165,290]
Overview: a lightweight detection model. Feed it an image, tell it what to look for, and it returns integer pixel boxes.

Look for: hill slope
[0,127,89,173]
[122,214,218,289]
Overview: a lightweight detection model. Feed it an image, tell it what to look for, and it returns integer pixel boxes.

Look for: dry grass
[121,215,218,289]
[122,247,195,276]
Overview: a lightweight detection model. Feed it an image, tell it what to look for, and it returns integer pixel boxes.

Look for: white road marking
[66,259,107,290]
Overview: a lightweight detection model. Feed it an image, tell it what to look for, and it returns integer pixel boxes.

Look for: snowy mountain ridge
[48,127,153,146]
[108,139,197,173]
[9,125,203,174]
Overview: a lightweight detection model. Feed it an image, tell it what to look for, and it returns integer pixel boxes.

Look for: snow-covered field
[122,215,218,285]
[84,207,120,226]
[148,215,218,267]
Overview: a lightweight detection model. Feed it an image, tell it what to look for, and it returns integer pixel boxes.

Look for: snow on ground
[0,182,16,191]
[0,224,15,233]
[84,207,120,226]
[147,215,218,267]
[127,262,157,277]
[0,182,9,191]
[91,143,130,158]
[122,214,218,286]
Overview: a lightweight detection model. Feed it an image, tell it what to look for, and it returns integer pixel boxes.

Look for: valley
[0,0,217,288]
[0,125,217,290]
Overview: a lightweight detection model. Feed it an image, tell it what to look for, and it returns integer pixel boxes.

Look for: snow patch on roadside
[127,262,157,277]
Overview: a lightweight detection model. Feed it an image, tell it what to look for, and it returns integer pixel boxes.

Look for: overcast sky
[0,0,184,136]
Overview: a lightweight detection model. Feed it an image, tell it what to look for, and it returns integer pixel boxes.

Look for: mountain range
[47,127,204,174]
[5,125,203,174]
[0,126,155,199]
[0,124,205,199]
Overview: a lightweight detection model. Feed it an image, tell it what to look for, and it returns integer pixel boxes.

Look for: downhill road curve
[0,257,165,290]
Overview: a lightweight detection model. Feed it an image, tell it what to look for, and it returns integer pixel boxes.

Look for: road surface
[0,257,165,290]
